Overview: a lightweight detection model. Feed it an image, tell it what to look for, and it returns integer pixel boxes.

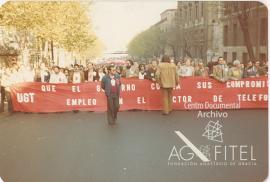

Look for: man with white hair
[228,60,243,80]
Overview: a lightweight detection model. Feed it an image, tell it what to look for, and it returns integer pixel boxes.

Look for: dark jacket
[101,74,121,97]
[145,67,157,81]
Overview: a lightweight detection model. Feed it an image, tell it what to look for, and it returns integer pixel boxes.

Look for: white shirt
[40,69,49,83]
[98,72,105,81]
[73,72,81,83]
[179,66,194,77]
[138,72,145,79]
[10,70,23,85]
[49,72,67,83]
[88,71,96,82]
[22,70,35,82]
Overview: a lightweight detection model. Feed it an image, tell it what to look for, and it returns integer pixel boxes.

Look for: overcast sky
[90,1,176,53]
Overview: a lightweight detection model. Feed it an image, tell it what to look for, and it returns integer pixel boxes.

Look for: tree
[127,27,164,59]
[232,2,255,63]
[0,1,103,63]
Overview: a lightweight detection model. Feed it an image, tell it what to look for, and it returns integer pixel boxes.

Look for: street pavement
[0,109,267,182]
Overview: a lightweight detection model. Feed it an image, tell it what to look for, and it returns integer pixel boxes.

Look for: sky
[90,1,176,53]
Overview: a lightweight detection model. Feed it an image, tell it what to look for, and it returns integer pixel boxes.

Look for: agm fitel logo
[199,145,211,159]
[168,111,256,167]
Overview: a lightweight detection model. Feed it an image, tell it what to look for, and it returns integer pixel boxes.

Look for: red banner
[10,76,268,113]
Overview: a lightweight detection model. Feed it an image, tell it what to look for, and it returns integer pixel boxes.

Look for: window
[189,7,192,22]
[195,4,198,19]
[242,52,248,63]
[200,46,203,59]
[233,23,237,46]
[224,25,229,46]
[179,9,182,18]
[232,52,237,62]
[195,46,198,58]
[223,52,227,61]
[185,9,187,22]
[260,53,266,62]
[201,2,204,16]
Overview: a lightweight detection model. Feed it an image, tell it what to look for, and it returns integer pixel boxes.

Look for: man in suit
[145,60,158,81]
[156,55,179,115]
[101,65,121,125]
[213,57,229,83]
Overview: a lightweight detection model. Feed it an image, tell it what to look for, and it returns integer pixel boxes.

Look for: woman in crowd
[179,58,194,77]
[228,60,243,80]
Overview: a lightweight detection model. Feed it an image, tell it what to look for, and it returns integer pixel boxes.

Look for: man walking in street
[101,65,121,125]
[156,55,179,115]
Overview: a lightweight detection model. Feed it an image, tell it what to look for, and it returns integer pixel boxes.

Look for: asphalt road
[0,109,267,182]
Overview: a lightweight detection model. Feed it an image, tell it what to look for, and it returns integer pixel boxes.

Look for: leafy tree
[128,26,165,59]
[0,1,103,61]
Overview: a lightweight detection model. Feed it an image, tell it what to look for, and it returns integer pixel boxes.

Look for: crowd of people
[0,56,268,87]
[0,56,268,114]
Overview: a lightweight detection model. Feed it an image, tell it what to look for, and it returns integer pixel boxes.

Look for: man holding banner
[156,55,179,115]
[101,65,121,125]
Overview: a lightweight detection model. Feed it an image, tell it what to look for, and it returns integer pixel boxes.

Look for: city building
[176,1,223,63]
[154,1,268,64]
[220,1,267,63]
[159,9,177,32]
[156,9,177,57]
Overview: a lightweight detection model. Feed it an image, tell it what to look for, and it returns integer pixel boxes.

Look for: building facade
[157,9,177,57]
[159,9,177,32]
[155,1,268,64]
[220,1,267,63]
[176,1,223,63]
